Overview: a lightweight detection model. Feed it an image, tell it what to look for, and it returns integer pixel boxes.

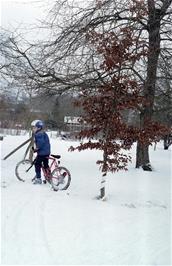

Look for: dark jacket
[34,130,50,156]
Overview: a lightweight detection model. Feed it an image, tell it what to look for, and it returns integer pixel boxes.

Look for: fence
[0,128,59,139]
[0,128,28,136]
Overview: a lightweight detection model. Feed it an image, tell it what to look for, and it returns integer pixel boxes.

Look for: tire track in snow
[37,193,59,265]
[2,186,56,265]
[1,193,31,264]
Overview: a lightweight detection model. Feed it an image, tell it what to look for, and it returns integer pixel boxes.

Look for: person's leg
[43,156,49,170]
[34,156,42,179]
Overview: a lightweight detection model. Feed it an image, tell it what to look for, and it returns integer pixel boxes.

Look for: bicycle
[15,154,71,191]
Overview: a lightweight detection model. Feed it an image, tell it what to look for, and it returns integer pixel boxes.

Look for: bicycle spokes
[15,160,35,182]
[51,166,71,191]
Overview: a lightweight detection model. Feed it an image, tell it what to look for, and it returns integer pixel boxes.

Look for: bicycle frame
[15,154,71,190]
[42,155,60,179]
[26,155,60,179]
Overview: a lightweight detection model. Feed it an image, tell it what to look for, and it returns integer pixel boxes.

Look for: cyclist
[31,120,51,184]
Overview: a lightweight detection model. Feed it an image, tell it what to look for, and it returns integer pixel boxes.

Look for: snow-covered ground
[0,134,171,265]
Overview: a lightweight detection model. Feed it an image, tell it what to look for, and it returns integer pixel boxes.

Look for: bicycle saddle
[51,154,61,159]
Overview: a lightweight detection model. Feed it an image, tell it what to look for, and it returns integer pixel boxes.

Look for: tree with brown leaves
[69,27,167,199]
[1,0,172,173]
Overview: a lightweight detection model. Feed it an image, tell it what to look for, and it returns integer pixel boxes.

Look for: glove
[32,147,38,153]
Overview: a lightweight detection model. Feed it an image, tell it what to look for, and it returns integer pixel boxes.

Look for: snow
[0,134,171,265]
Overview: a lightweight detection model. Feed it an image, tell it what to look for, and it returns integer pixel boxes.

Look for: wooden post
[23,132,34,161]
[3,137,32,160]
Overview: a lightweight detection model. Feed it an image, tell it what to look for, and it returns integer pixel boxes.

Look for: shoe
[32,176,36,182]
[33,178,42,184]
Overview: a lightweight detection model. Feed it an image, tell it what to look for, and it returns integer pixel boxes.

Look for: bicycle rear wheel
[51,166,71,191]
[15,159,35,182]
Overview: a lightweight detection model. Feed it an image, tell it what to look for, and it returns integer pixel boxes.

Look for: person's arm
[34,133,44,151]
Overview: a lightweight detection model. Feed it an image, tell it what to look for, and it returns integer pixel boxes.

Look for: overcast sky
[0,0,50,42]
[0,0,46,30]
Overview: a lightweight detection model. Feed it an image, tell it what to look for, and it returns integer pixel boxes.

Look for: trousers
[35,155,49,179]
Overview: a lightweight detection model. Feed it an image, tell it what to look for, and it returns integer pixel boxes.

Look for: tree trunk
[164,134,172,150]
[136,142,152,171]
[136,5,161,170]
[100,174,106,198]
[97,141,107,200]
[96,174,106,200]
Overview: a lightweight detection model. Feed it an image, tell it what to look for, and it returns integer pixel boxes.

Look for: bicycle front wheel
[15,159,35,182]
[51,166,71,191]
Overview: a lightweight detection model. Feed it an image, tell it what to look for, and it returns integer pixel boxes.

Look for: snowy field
[0,134,171,265]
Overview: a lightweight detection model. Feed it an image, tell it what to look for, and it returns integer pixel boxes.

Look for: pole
[3,137,32,160]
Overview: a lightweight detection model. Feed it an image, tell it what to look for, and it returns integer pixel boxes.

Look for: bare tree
[135,0,172,169]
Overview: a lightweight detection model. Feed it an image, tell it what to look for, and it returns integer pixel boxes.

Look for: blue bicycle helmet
[31,120,44,129]
[35,120,44,129]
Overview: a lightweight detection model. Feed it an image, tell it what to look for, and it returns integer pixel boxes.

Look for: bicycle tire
[15,159,35,182]
[51,166,71,191]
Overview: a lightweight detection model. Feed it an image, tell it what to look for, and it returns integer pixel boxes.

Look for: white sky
[0,0,47,30]
[0,0,51,42]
